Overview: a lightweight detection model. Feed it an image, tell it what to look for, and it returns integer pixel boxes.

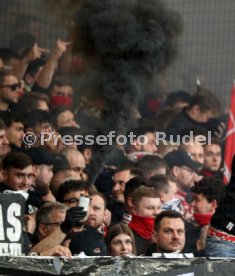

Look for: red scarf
[128,214,155,240]
[50,95,73,108]
[193,213,212,226]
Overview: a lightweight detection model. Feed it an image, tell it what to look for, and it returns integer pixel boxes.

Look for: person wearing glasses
[31,201,71,257]
[55,179,87,209]
[164,150,202,222]
[0,68,21,112]
[35,202,67,243]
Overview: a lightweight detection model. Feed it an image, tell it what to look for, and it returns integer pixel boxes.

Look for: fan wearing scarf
[187,177,225,254]
[128,186,161,255]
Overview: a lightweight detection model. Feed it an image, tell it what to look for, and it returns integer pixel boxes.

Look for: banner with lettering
[0,193,25,256]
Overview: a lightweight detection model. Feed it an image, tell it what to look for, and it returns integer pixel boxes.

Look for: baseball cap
[164,150,202,171]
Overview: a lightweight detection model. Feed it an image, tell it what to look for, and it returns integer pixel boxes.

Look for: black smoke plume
[72,0,182,184]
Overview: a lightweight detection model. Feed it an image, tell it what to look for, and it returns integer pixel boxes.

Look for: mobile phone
[78,195,90,211]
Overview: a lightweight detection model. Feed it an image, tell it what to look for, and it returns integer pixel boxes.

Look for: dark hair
[0,48,20,65]
[0,118,5,130]
[154,210,185,232]
[2,152,32,170]
[51,106,73,128]
[51,76,73,89]
[55,179,87,202]
[114,165,143,178]
[155,107,181,130]
[137,155,167,178]
[187,90,221,115]
[124,176,148,200]
[165,90,191,107]
[148,174,171,194]
[105,223,136,255]
[25,109,52,129]
[0,111,25,127]
[16,92,49,113]
[129,119,157,138]
[191,177,225,205]
[58,126,81,137]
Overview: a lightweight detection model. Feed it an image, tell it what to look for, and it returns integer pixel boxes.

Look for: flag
[224,83,235,184]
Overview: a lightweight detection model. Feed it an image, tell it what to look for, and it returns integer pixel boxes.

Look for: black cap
[164,150,202,171]
[27,147,55,166]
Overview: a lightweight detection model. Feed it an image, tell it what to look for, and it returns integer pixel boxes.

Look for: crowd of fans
[0,31,234,258]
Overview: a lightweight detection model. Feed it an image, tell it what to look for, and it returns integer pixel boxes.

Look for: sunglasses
[0,82,21,91]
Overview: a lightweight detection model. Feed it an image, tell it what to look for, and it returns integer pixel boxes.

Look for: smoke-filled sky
[72,0,182,184]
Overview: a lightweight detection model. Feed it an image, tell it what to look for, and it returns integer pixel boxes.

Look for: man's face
[57,110,77,128]
[184,143,204,164]
[112,170,131,203]
[0,129,10,158]
[36,165,53,186]
[204,144,222,171]
[191,193,213,214]
[66,152,86,180]
[140,132,158,154]
[154,217,185,253]
[86,195,105,229]
[0,75,21,105]
[3,165,34,191]
[34,122,52,136]
[133,196,162,218]
[51,85,73,98]
[6,122,24,148]
[191,106,214,123]
[173,166,198,189]
[39,209,66,239]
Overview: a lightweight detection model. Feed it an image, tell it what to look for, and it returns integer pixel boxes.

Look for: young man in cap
[164,149,202,198]
[27,146,56,207]
[164,149,202,221]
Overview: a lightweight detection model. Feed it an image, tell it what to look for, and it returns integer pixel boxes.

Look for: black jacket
[166,108,223,138]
